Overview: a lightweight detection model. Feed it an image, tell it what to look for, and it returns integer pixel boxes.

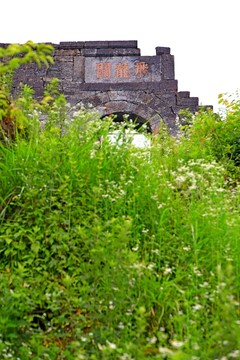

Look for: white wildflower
[158,347,173,355]
[147,263,155,271]
[192,304,203,311]
[132,245,139,252]
[118,353,133,360]
[170,339,184,348]
[147,336,157,344]
[163,267,173,275]
[229,350,240,358]
[109,301,115,310]
[199,281,209,288]
[106,340,117,349]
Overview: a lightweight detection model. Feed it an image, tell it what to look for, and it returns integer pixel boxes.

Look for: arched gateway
[12,40,211,134]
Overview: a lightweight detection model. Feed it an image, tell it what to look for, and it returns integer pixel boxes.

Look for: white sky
[1,0,239,112]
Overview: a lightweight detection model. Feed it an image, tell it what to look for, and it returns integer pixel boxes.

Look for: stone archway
[11,40,212,135]
[76,98,165,134]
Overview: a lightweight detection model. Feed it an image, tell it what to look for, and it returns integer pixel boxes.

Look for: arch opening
[101,111,151,149]
[101,112,151,133]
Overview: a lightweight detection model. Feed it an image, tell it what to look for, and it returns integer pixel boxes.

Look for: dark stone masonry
[10,40,212,134]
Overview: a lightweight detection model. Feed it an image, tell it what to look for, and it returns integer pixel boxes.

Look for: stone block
[84,41,110,48]
[33,86,44,97]
[148,96,169,109]
[59,41,84,49]
[54,49,80,56]
[55,56,74,62]
[148,80,178,92]
[25,77,44,88]
[108,83,146,91]
[107,41,138,48]
[82,48,98,57]
[161,93,177,103]
[84,40,138,49]
[61,82,82,95]
[156,47,170,55]
[177,97,199,106]
[73,56,85,82]
[79,83,111,92]
[94,91,110,104]
[178,91,190,98]
[52,61,73,81]
[161,54,175,79]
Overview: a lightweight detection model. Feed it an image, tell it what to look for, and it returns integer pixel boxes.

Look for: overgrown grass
[0,100,240,360]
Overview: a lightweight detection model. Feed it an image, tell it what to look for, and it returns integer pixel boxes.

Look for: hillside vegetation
[0,42,240,360]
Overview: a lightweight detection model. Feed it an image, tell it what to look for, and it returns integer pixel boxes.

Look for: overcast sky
[1,0,239,112]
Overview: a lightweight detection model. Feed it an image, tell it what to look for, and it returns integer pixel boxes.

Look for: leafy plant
[178,95,240,180]
[0,41,53,141]
[0,41,240,359]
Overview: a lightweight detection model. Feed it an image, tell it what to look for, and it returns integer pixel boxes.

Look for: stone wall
[10,40,212,134]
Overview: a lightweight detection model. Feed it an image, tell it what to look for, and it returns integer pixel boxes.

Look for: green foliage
[178,94,240,179]
[0,42,240,359]
[0,41,53,142]
[0,101,240,359]
[0,41,53,76]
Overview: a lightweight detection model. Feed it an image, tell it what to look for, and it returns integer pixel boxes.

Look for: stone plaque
[85,56,162,83]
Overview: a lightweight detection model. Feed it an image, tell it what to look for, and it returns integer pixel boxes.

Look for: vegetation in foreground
[0,42,240,360]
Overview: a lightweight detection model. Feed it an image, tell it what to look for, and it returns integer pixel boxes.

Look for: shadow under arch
[93,100,162,134]
[100,111,152,133]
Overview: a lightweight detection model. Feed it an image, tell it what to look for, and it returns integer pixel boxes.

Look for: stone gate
[12,40,211,134]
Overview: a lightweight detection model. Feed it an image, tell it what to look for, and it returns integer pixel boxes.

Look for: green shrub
[0,41,53,141]
[178,94,240,180]
[0,42,239,359]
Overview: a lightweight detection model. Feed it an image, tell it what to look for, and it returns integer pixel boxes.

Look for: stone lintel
[85,40,138,49]
[82,48,141,57]
[76,80,177,92]
[58,41,85,49]
[57,41,138,50]
[55,41,138,51]
[95,48,141,57]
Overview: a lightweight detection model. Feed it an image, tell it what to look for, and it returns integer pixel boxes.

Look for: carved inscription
[95,61,149,80]
[115,62,130,78]
[96,62,111,79]
[135,61,149,78]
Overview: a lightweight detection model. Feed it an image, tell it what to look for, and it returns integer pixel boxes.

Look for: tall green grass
[0,103,239,360]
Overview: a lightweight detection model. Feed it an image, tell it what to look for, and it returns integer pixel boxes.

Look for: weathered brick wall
[10,40,211,134]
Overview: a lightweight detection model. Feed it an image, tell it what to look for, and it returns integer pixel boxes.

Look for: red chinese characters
[115,62,130,78]
[96,62,111,79]
[95,61,149,79]
[135,61,149,78]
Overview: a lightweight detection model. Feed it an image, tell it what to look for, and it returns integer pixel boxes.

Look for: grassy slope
[0,109,240,360]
